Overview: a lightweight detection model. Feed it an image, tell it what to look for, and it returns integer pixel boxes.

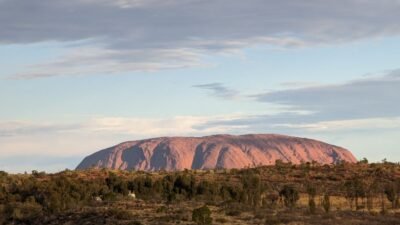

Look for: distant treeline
[0,160,399,224]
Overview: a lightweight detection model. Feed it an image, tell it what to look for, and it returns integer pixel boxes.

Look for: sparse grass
[1,162,400,224]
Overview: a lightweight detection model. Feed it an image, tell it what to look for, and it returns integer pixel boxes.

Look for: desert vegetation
[0,160,400,225]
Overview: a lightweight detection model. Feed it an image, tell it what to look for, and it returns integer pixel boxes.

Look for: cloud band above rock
[2,0,400,78]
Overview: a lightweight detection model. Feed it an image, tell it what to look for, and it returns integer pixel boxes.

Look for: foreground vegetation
[1,160,400,225]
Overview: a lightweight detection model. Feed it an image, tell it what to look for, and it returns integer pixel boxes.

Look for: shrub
[215,217,228,223]
[264,216,280,225]
[5,200,43,222]
[308,198,316,214]
[107,208,134,220]
[344,178,366,210]
[384,182,399,209]
[128,221,142,225]
[192,205,212,225]
[322,194,331,213]
[156,205,168,213]
[279,185,299,208]
[106,173,129,195]
[226,209,241,217]
[0,171,7,178]
[306,182,317,214]
[265,193,279,206]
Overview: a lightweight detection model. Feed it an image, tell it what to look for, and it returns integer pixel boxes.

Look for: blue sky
[1,0,400,172]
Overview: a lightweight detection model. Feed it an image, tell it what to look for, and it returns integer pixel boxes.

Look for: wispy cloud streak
[253,70,400,121]
[193,83,239,100]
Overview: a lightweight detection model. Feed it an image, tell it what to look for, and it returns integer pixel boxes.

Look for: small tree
[365,178,379,212]
[279,185,299,208]
[0,171,8,178]
[322,194,331,213]
[308,198,317,214]
[242,174,262,207]
[344,178,366,210]
[192,205,212,225]
[384,182,399,209]
[306,182,317,214]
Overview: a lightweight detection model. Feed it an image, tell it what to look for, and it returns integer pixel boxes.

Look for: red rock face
[76,134,357,171]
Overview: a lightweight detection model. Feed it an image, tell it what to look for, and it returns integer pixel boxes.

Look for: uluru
[76,134,357,171]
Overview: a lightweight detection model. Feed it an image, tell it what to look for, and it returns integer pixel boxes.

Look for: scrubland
[1,160,399,225]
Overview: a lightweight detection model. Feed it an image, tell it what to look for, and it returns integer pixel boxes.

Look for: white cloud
[273,117,400,132]
[87,115,248,136]
[0,114,250,157]
[9,47,209,79]
[0,121,81,136]
[254,71,400,121]
[2,0,400,78]
[1,112,400,171]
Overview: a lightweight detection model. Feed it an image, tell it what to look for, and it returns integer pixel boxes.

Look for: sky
[1,0,400,173]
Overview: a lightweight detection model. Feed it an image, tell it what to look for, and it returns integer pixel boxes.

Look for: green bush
[5,200,43,222]
[192,205,212,225]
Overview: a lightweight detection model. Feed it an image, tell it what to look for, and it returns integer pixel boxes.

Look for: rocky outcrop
[76,134,357,171]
